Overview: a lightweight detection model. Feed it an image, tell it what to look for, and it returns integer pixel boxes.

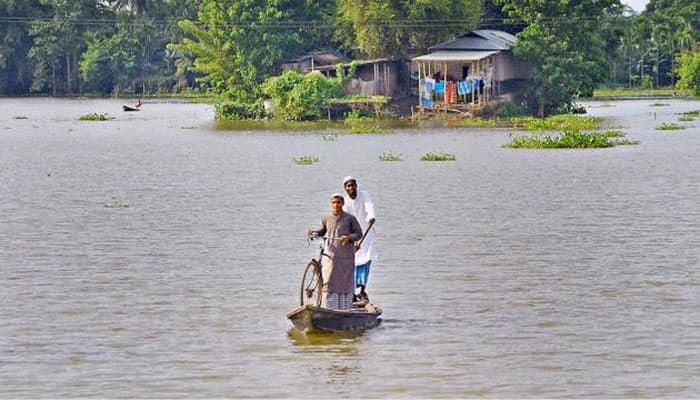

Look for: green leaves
[262,70,344,120]
[499,0,619,116]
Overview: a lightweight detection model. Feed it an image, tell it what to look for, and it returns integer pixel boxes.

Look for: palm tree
[109,0,147,15]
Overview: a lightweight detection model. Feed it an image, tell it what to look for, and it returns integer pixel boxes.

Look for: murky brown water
[1,98,700,398]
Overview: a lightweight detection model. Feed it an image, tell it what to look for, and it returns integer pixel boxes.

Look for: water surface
[1,98,699,398]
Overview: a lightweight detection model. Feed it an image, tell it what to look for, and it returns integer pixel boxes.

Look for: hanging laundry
[449,82,457,103]
[445,82,453,106]
[421,78,434,107]
[434,80,445,94]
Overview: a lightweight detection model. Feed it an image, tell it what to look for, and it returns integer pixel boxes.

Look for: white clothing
[343,190,377,266]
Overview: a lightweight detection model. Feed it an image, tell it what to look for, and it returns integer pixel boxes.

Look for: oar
[356,219,375,248]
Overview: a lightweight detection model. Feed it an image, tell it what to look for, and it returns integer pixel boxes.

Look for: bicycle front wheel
[300,260,323,307]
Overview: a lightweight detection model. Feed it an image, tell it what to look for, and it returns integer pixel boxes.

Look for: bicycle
[299,234,338,307]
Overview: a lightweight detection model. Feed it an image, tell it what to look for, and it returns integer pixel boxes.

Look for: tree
[261,70,344,120]
[335,0,482,58]
[169,0,331,100]
[0,0,50,94]
[28,0,110,95]
[496,0,625,117]
[676,49,700,96]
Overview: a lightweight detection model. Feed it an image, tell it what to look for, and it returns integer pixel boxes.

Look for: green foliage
[170,0,331,100]
[350,124,390,134]
[656,122,685,130]
[294,155,319,165]
[378,152,402,161]
[676,50,700,97]
[678,116,694,122]
[421,151,456,161]
[262,70,344,120]
[214,100,267,120]
[322,134,338,141]
[79,112,113,121]
[497,0,621,116]
[524,115,600,132]
[504,130,626,149]
[496,101,530,118]
[335,0,481,58]
[613,138,640,145]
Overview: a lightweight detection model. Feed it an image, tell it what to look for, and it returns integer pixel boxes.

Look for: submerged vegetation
[293,156,320,165]
[504,130,637,149]
[421,152,456,161]
[521,115,600,131]
[378,152,402,161]
[79,113,113,121]
[656,123,685,131]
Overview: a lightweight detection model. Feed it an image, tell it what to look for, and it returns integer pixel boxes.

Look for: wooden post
[418,62,422,111]
[444,62,448,113]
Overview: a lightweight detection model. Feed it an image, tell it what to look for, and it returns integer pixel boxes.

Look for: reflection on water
[1,98,700,398]
[287,328,365,348]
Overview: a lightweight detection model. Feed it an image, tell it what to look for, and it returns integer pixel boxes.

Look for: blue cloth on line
[434,81,445,94]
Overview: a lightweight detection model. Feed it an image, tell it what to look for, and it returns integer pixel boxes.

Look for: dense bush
[262,70,344,120]
[677,50,700,97]
[215,100,267,120]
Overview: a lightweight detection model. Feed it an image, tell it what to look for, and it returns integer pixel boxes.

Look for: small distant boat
[287,302,382,333]
[122,99,142,112]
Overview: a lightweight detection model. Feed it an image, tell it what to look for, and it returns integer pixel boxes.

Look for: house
[412,29,529,110]
[314,58,406,98]
[282,48,405,98]
[281,48,350,74]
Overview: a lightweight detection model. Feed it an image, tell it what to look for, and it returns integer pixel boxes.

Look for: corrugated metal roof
[429,30,515,51]
[412,50,499,62]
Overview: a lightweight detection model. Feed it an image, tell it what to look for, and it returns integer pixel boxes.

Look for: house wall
[345,61,403,97]
[493,52,530,80]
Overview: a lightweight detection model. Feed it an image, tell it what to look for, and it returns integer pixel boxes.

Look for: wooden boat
[287,302,382,333]
[122,105,140,112]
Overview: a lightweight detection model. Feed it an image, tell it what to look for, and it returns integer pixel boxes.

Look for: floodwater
[1,97,699,398]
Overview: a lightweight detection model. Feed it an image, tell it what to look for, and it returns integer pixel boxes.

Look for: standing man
[342,176,377,302]
[307,193,363,310]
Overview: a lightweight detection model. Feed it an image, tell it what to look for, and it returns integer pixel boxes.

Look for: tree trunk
[537,103,545,118]
[52,68,57,96]
[66,54,72,96]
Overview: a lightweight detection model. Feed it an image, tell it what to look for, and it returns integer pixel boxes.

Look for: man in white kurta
[342,176,377,301]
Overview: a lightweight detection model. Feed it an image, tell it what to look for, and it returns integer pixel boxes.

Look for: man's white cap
[331,192,345,200]
[343,176,356,185]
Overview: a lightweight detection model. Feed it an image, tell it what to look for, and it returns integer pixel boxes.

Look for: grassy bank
[591,86,687,99]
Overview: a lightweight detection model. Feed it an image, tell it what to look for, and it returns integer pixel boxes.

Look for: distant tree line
[0,0,698,112]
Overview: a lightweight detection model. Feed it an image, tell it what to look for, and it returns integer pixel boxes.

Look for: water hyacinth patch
[612,138,640,145]
[678,116,694,122]
[523,115,600,132]
[294,155,319,165]
[322,134,338,141]
[421,151,456,161]
[650,102,670,107]
[656,123,685,131]
[378,152,402,161]
[79,113,113,121]
[504,130,636,149]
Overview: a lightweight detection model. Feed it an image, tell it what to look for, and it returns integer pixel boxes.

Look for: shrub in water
[421,152,456,161]
[215,100,267,120]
